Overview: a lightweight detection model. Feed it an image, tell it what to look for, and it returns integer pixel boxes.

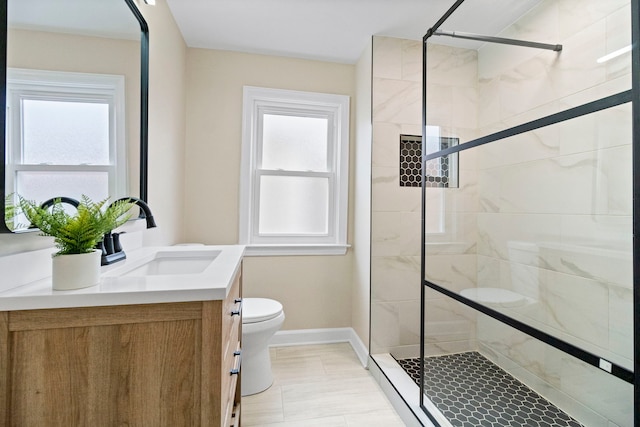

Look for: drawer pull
[231,298,242,317]
[231,299,242,316]
[230,350,242,375]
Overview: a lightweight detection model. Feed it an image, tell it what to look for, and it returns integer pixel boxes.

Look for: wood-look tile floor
[241,343,405,426]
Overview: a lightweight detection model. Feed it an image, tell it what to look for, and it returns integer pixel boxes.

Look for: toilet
[460,241,539,309]
[460,287,529,308]
[241,298,285,396]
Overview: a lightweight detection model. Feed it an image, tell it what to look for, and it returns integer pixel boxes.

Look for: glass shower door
[419,0,636,425]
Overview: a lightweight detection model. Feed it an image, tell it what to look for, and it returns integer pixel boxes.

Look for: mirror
[0,0,148,233]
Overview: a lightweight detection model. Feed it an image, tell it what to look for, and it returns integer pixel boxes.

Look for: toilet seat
[243,298,283,324]
[460,288,527,308]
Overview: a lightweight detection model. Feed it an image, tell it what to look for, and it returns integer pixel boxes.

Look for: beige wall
[138,0,187,246]
[183,48,356,330]
[1,0,364,336]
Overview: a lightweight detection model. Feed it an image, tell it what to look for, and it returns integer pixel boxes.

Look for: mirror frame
[0,0,149,233]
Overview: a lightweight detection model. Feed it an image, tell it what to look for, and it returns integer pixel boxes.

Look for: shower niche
[400,134,458,188]
[369,0,637,426]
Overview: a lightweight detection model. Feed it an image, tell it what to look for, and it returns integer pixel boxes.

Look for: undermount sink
[119,249,222,277]
[94,245,245,298]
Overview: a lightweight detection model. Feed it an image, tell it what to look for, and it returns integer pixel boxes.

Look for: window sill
[243,244,350,256]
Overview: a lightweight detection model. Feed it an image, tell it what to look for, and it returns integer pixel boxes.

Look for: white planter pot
[52,250,102,291]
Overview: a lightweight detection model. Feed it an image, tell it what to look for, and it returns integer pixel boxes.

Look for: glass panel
[425,1,632,146]
[22,99,110,165]
[426,103,632,366]
[262,114,328,171]
[16,171,109,203]
[423,103,633,425]
[258,175,328,235]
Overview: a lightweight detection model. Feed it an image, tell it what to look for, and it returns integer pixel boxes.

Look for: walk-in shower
[369,0,637,426]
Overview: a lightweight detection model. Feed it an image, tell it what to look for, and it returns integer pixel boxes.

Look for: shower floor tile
[396,352,584,427]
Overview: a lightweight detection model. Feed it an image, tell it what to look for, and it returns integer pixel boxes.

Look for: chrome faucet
[100,197,157,266]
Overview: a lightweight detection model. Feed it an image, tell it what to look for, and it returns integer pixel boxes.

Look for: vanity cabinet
[0,268,242,427]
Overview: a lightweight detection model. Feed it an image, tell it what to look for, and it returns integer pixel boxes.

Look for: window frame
[239,86,350,256]
[5,68,127,203]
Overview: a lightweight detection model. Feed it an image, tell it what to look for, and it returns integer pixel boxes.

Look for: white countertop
[0,245,245,311]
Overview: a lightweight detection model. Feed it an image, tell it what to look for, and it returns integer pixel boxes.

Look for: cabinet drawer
[222,341,241,390]
[222,341,241,426]
[222,273,242,361]
[222,277,241,336]
[230,403,241,427]
[222,303,241,360]
[219,266,242,426]
[224,273,241,315]
[223,366,239,427]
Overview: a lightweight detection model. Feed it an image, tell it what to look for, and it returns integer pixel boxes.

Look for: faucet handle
[112,232,126,253]
[103,233,115,255]
[95,240,108,256]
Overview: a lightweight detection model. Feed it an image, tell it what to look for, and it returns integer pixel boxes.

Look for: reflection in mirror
[1,0,148,233]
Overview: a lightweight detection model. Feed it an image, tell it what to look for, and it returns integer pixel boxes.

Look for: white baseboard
[270,327,369,367]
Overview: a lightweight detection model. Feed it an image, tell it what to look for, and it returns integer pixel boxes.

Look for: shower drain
[396,352,584,427]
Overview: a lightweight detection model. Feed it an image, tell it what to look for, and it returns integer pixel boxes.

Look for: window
[5,68,127,208]
[240,86,350,255]
[423,126,460,235]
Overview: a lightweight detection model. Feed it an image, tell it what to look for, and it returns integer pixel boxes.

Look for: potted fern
[4,194,18,231]
[19,195,134,290]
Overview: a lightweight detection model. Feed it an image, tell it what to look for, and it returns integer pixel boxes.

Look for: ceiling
[9,0,140,40]
[165,0,543,64]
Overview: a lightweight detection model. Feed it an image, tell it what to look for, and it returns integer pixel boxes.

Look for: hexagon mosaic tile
[399,135,458,188]
[396,352,584,427]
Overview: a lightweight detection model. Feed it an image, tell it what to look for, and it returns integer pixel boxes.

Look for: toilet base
[241,310,285,396]
[241,346,274,396]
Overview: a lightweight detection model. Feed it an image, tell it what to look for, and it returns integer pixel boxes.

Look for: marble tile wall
[370,36,479,357]
[370,36,423,357]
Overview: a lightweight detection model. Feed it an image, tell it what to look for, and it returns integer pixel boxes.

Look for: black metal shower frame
[419,1,640,425]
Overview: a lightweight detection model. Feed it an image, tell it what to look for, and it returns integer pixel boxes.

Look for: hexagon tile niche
[397,352,584,427]
[399,135,458,188]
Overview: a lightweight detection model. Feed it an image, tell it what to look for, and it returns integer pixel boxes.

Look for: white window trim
[5,68,127,200]
[239,86,350,256]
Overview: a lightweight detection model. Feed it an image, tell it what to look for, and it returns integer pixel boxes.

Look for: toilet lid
[242,298,283,324]
[460,288,526,308]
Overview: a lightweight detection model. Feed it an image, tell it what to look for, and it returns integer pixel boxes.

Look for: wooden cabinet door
[5,303,205,427]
